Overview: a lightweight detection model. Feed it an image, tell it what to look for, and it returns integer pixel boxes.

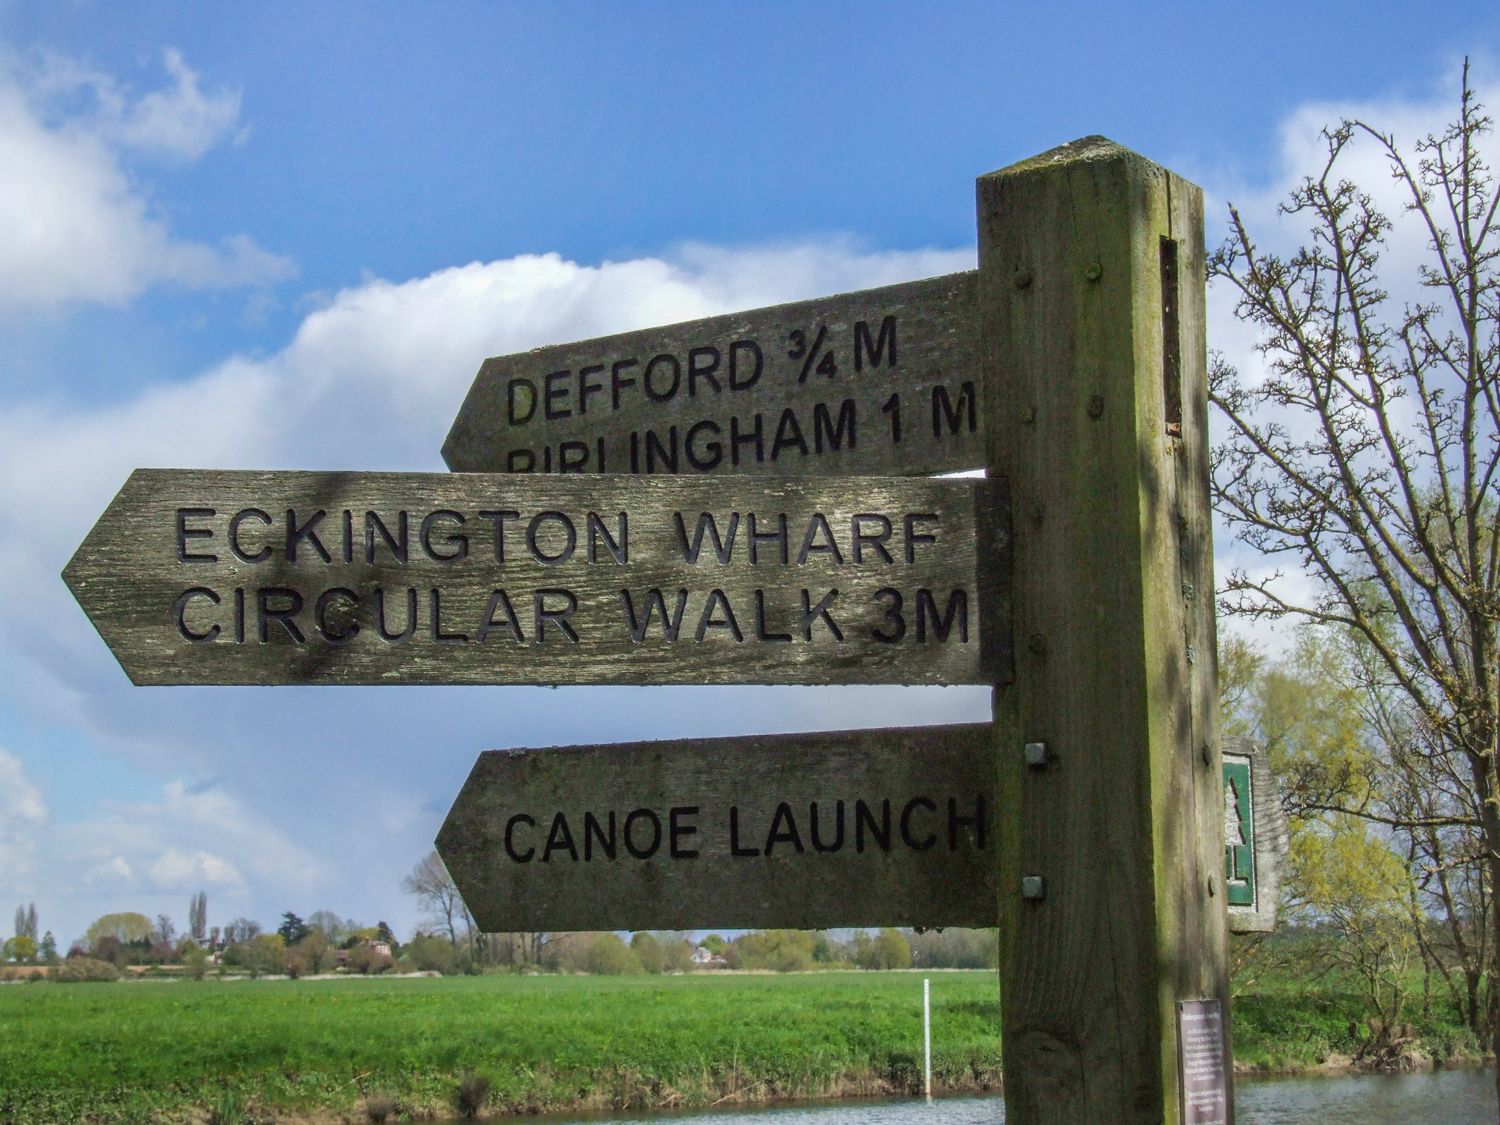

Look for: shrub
[348,945,394,975]
[364,1093,399,1122]
[452,1070,491,1119]
[50,957,121,983]
[583,933,642,975]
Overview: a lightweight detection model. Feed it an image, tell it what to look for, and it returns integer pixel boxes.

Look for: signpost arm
[979,138,1229,1123]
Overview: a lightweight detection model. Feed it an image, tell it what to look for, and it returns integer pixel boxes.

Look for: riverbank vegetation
[0,971,1004,1123]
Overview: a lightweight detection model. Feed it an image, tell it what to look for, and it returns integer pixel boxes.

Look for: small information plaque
[1177,999,1229,1125]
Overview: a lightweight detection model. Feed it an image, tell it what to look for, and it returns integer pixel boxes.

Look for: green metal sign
[1222,757,1254,907]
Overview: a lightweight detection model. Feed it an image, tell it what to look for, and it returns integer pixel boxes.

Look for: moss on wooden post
[979,138,1229,1123]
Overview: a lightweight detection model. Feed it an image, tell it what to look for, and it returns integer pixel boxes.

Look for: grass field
[3,967,1489,1123]
[0,971,1003,1123]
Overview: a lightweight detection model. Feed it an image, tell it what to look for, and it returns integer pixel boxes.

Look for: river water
[512,1067,1496,1125]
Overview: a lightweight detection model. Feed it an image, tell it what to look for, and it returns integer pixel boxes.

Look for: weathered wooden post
[979,139,1229,1122]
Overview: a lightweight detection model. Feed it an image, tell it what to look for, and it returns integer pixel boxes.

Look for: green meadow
[0,971,1002,1122]
[2,967,1487,1123]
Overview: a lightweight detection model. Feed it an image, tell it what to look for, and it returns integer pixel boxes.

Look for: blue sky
[0,2,1495,947]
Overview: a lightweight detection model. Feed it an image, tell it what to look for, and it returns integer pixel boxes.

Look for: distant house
[333,939,393,967]
[691,946,726,968]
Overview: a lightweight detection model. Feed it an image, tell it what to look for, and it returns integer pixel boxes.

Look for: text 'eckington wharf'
[64,469,1007,686]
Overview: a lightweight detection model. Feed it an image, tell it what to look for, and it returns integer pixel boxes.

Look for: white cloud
[112,47,244,160]
[0,48,291,311]
[59,779,316,900]
[0,749,48,893]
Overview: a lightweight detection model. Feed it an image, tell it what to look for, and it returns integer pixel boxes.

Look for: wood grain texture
[442,272,984,477]
[437,724,997,932]
[63,469,1008,686]
[1224,737,1288,935]
[979,137,1229,1123]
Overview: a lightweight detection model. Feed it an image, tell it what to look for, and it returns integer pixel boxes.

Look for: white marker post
[923,977,932,1102]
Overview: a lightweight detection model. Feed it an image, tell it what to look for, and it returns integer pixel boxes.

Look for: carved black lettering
[872,587,905,643]
[729,807,760,857]
[365,511,409,563]
[176,508,218,563]
[174,587,220,642]
[420,510,468,562]
[542,369,571,420]
[917,588,969,643]
[643,354,681,402]
[881,392,902,444]
[729,412,764,465]
[764,802,805,856]
[931,380,978,437]
[505,814,536,862]
[797,513,845,565]
[771,407,809,459]
[476,590,524,643]
[728,339,762,389]
[747,513,788,565]
[852,514,894,564]
[374,588,417,643]
[669,806,700,859]
[315,588,360,644]
[286,509,331,563]
[586,512,628,564]
[430,588,468,644]
[506,448,536,473]
[800,589,843,642]
[855,799,891,853]
[623,808,662,859]
[903,513,938,563]
[527,511,576,565]
[622,588,688,643]
[854,314,897,371]
[684,419,724,472]
[534,588,579,643]
[687,346,721,397]
[753,591,792,642]
[507,378,538,424]
[901,796,938,851]
[228,509,271,563]
[558,441,590,471]
[476,510,520,563]
[810,801,846,853]
[584,811,616,860]
[813,398,856,453]
[610,358,638,411]
[695,589,744,642]
[644,425,679,473]
[675,512,739,564]
[257,587,305,643]
[577,364,606,414]
[542,811,579,862]
[949,795,986,850]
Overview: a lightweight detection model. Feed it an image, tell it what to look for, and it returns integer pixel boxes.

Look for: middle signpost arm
[979,138,1229,1123]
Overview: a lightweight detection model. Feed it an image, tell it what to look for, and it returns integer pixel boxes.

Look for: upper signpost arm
[979,138,1228,1124]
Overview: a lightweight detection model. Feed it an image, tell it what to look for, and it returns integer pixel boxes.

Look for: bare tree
[402,851,472,950]
[1209,62,1500,1095]
[188,891,207,943]
[12,904,36,941]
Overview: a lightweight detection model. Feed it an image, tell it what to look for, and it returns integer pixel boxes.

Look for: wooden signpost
[443,272,984,477]
[64,469,1006,686]
[67,137,1230,1125]
[438,724,997,932]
